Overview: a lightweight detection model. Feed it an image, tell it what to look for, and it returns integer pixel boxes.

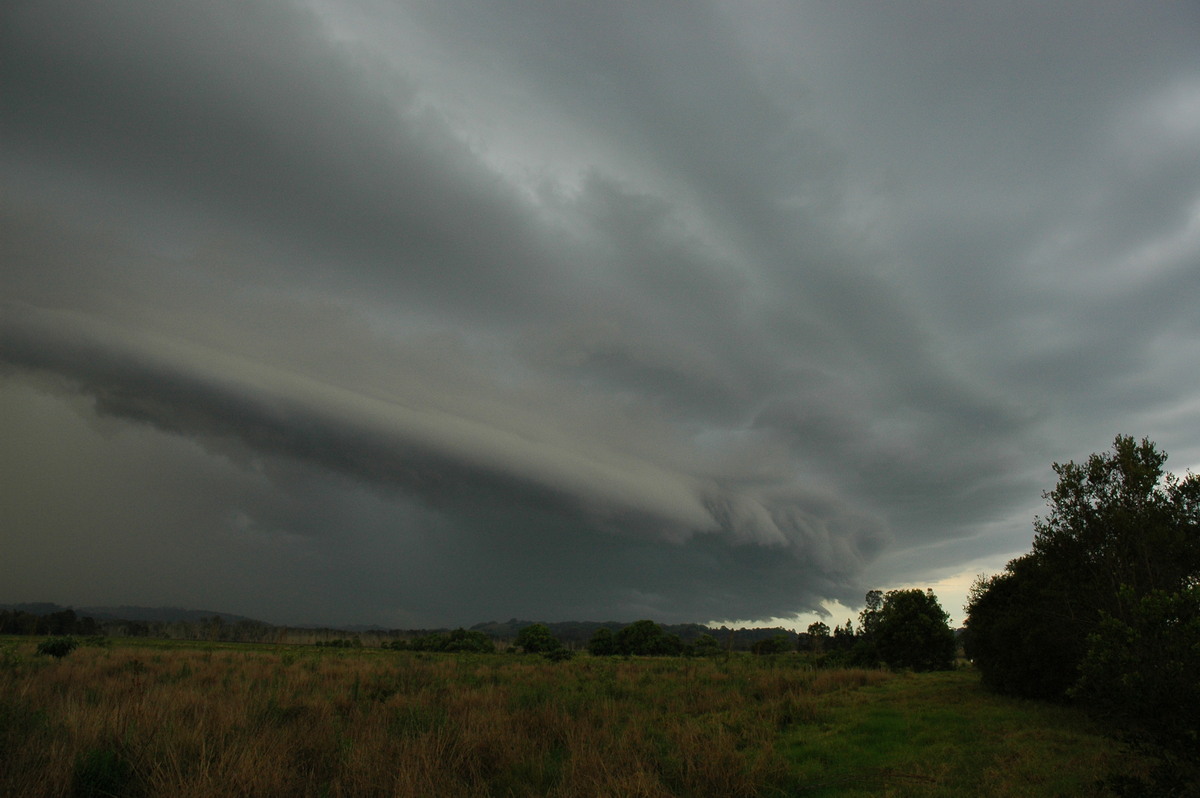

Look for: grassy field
[0,637,1142,796]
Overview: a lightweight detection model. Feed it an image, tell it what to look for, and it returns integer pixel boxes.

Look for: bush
[543,647,574,663]
[36,636,78,659]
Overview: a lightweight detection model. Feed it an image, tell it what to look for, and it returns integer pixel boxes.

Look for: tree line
[372,605,960,671]
[4,597,960,672]
[0,608,100,637]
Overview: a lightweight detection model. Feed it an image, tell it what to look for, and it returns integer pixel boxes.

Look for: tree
[752,634,792,655]
[804,621,830,653]
[46,609,77,635]
[587,627,617,656]
[690,633,723,657]
[832,621,855,651]
[966,436,1200,700]
[442,628,494,653]
[401,628,494,653]
[1030,436,1199,614]
[858,590,883,639]
[873,589,955,671]
[963,559,1081,699]
[614,620,682,656]
[514,623,562,654]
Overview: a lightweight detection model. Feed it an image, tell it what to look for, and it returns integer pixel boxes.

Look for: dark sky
[3,1,1199,628]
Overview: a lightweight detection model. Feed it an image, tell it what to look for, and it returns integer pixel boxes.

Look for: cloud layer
[3,1,1199,626]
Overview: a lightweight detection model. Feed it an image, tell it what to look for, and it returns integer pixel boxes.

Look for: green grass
[782,669,1144,796]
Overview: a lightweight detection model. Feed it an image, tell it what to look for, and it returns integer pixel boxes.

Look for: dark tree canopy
[1074,585,1200,765]
[872,589,956,672]
[966,436,1200,700]
[514,623,562,654]
[613,620,683,656]
[586,627,616,656]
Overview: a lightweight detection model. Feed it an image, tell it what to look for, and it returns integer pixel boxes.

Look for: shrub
[0,644,21,669]
[36,636,78,659]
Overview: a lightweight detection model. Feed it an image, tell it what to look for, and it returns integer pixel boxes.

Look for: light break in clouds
[3,1,1200,628]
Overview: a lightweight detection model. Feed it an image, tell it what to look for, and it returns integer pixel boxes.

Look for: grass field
[0,637,1143,796]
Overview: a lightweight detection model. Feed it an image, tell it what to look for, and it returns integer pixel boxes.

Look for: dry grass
[1,640,1138,796]
[0,640,887,797]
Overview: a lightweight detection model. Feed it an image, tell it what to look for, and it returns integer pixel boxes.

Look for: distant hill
[0,602,263,625]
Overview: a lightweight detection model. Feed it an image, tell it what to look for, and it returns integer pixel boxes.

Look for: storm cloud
[3,1,1199,627]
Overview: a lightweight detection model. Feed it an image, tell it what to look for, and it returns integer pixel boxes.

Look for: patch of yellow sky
[712,560,1016,632]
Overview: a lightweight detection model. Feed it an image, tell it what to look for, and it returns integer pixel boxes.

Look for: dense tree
[966,436,1200,700]
[690,633,723,657]
[587,627,617,656]
[613,620,683,656]
[751,634,793,655]
[963,557,1085,698]
[46,609,76,635]
[394,628,494,653]
[831,621,855,651]
[1073,584,1200,792]
[873,589,956,671]
[514,623,562,654]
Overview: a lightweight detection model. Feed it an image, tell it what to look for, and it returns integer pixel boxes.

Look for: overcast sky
[3,1,1199,629]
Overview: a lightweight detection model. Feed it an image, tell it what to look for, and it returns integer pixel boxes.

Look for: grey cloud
[1,1,559,322]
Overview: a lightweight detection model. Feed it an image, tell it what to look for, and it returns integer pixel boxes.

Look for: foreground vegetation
[0,638,1143,797]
